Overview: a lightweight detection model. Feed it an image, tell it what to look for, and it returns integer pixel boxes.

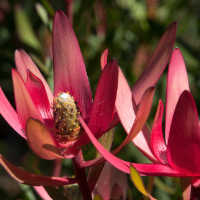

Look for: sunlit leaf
[95,128,114,158]
[41,0,55,16]
[35,3,53,31]
[35,3,49,26]
[20,184,37,200]
[130,165,156,200]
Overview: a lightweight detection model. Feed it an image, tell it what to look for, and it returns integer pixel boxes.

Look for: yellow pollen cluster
[53,92,81,140]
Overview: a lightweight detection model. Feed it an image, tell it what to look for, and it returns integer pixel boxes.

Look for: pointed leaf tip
[165,47,190,143]
[14,49,53,104]
[130,165,157,200]
[0,154,77,186]
[151,100,168,164]
[53,9,92,120]
[131,21,177,105]
[101,49,108,70]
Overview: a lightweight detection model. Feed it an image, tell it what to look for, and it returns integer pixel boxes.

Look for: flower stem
[53,159,62,177]
[72,150,92,200]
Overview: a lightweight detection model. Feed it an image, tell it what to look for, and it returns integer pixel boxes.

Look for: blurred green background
[0,0,200,199]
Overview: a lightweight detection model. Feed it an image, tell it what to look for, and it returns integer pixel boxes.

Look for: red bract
[80,48,200,190]
[139,48,200,179]
[79,21,177,169]
[0,10,118,186]
[100,21,178,161]
[0,10,118,158]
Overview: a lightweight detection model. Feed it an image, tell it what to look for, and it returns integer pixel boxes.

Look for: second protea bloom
[0,10,119,160]
[80,48,200,199]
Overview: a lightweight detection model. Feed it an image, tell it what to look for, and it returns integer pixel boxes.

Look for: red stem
[72,150,92,200]
[53,159,62,177]
[52,159,62,189]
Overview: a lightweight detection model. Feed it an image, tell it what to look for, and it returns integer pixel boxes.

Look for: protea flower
[0,10,118,160]
[81,48,200,199]
[0,10,119,190]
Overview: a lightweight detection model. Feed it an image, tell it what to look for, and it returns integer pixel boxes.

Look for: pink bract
[101,21,178,162]
[80,48,200,191]
[0,10,118,186]
[80,21,178,169]
[0,10,118,160]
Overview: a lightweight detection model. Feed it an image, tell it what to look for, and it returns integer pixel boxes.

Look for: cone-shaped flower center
[53,92,81,141]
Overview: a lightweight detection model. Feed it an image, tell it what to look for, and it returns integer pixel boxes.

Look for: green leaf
[41,0,55,16]
[143,176,155,200]
[154,177,175,195]
[14,5,41,50]
[130,165,157,200]
[35,3,53,31]
[87,128,114,192]
[95,128,114,158]
[94,193,103,200]
[35,3,49,26]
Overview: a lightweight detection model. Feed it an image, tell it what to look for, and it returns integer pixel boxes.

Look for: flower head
[81,48,200,190]
[0,10,119,160]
